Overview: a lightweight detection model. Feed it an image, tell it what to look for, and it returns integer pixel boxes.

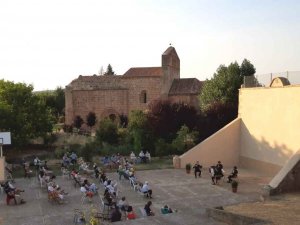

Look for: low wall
[178,118,241,168]
[0,157,5,182]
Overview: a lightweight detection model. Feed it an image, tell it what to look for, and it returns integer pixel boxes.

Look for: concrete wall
[239,86,300,175]
[178,118,241,168]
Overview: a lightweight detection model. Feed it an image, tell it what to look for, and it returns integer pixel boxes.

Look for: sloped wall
[178,118,241,168]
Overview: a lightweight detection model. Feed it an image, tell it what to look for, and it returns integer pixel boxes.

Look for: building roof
[123,67,163,77]
[168,78,203,95]
[67,75,127,90]
[163,46,176,55]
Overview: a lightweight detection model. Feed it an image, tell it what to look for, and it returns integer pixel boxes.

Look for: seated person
[5,166,14,182]
[42,166,53,176]
[130,151,136,162]
[139,151,147,163]
[193,161,202,178]
[62,154,70,167]
[33,156,41,170]
[70,152,78,164]
[161,205,173,214]
[141,181,152,198]
[117,196,129,211]
[23,162,33,178]
[111,205,122,222]
[209,166,216,185]
[83,179,98,193]
[145,151,151,162]
[104,189,113,206]
[93,164,100,178]
[127,206,136,220]
[216,161,224,177]
[227,166,238,183]
[80,184,93,199]
[48,184,64,201]
[144,201,154,216]
[4,181,25,205]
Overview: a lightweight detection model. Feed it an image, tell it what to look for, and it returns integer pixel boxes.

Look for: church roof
[123,67,163,77]
[67,75,127,90]
[168,78,203,95]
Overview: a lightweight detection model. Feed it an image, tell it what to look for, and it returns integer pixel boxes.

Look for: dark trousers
[194,170,201,178]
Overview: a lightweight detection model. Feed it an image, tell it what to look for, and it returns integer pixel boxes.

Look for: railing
[243,71,300,87]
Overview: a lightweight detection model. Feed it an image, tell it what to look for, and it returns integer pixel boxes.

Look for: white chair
[61,168,70,179]
[129,178,139,191]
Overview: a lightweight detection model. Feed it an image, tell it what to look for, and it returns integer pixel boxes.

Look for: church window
[140,90,147,103]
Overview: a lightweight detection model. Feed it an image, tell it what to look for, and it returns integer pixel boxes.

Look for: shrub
[154,139,175,157]
[231,180,238,188]
[186,163,191,170]
[54,147,68,158]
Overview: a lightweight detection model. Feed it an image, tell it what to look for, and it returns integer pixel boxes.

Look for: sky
[0,0,300,91]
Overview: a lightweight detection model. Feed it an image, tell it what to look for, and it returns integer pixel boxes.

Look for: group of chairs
[38,165,67,204]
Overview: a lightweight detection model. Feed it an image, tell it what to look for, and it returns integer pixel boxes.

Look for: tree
[172,125,199,154]
[240,59,256,77]
[104,64,115,75]
[147,100,199,142]
[73,115,84,129]
[128,110,147,152]
[199,62,242,110]
[0,80,54,147]
[96,118,118,145]
[35,87,65,121]
[86,112,96,128]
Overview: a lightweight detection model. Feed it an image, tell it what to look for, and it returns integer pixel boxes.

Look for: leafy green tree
[36,87,65,120]
[86,112,96,128]
[240,59,256,77]
[128,110,147,152]
[96,118,118,145]
[73,115,84,129]
[172,125,199,154]
[0,80,54,147]
[104,64,115,75]
[199,62,241,110]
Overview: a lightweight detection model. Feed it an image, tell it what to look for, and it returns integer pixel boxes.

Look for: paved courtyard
[0,168,271,225]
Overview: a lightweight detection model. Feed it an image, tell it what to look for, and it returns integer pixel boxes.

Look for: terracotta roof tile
[123,67,163,77]
[168,78,203,95]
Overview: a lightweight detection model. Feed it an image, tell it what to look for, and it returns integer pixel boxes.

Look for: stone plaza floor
[0,168,272,225]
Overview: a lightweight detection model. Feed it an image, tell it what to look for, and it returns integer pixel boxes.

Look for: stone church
[65,47,202,125]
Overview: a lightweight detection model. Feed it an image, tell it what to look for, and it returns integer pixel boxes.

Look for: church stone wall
[71,89,128,123]
[122,77,162,112]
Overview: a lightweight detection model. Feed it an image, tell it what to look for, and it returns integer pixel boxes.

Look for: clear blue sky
[0,0,299,90]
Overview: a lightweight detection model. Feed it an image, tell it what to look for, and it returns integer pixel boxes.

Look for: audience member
[144,201,154,216]
[141,181,152,198]
[127,206,136,220]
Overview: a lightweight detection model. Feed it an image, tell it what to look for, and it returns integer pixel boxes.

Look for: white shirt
[139,152,145,157]
[80,186,87,193]
[141,183,149,192]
